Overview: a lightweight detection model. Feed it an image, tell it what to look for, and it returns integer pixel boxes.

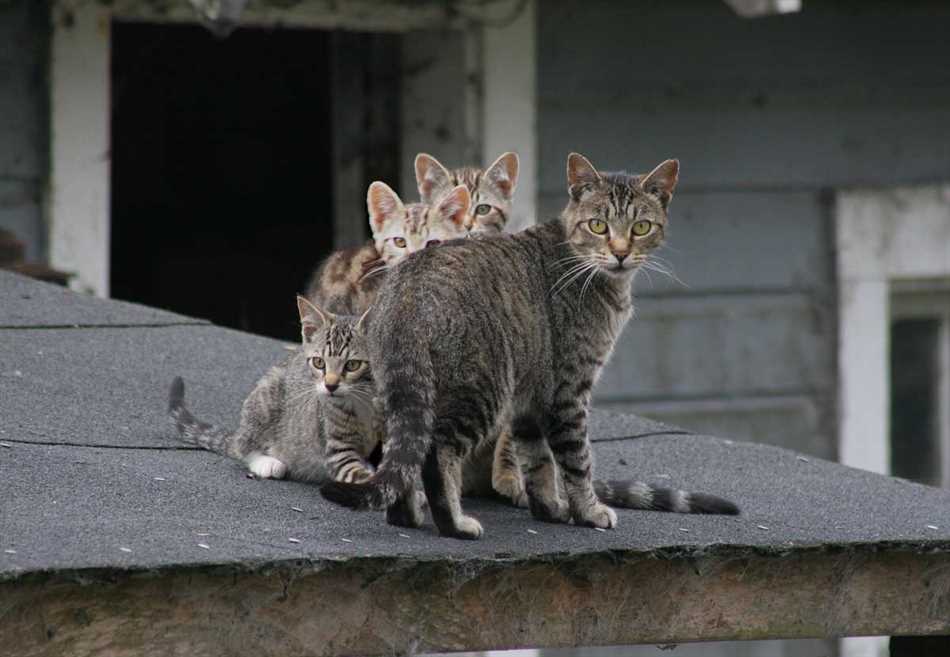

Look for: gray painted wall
[538,0,950,461]
[0,0,48,263]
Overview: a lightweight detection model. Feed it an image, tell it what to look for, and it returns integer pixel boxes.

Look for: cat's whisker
[550,259,599,297]
[639,258,689,289]
[634,265,655,287]
[362,264,390,280]
[579,265,602,301]
[553,254,598,270]
[549,260,598,295]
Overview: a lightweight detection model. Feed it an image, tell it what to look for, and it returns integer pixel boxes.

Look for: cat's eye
[310,356,325,370]
[393,237,407,248]
[426,240,442,248]
[588,219,608,235]
[632,220,653,237]
[344,360,363,372]
[475,204,492,216]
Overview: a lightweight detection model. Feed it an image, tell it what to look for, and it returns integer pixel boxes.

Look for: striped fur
[305,182,470,315]
[168,298,380,483]
[322,153,713,539]
[594,480,739,514]
[415,152,519,235]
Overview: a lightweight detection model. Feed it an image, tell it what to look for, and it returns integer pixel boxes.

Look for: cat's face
[561,153,678,277]
[296,297,373,403]
[367,181,470,266]
[415,152,519,235]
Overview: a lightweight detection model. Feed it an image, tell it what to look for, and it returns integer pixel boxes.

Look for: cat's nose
[609,238,631,264]
[325,373,340,393]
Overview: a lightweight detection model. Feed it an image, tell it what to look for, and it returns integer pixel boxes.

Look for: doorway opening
[110,21,400,340]
[890,281,950,487]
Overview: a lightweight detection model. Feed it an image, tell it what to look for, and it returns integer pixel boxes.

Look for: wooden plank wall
[538,1,950,459]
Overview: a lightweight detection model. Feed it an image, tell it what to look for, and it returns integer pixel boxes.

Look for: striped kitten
[167,296,380,484]
[415,152,519,234]
[322,153,738,538]
[305,182,471,314]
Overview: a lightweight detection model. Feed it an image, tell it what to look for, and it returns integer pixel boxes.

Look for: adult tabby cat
[415,152,519,234]
[168,296,379,484]
[322,153,738,538]
[306,181,470,314]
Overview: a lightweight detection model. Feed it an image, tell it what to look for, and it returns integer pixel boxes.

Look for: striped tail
[167,377,235,457]
[594,479,739,515]
[320,350,434,511]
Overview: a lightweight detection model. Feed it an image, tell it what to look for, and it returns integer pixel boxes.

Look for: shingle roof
[3,270,950,654]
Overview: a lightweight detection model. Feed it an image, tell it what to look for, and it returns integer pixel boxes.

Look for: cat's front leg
[546,404,617,529]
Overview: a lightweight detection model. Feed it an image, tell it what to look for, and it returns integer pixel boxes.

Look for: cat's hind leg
[422,445,483,540]
[385,488,426,529]
[491,430,529,508]
[512,415,570,524]
[246,453,288,479]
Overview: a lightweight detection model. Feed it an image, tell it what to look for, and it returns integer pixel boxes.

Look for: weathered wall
[0,0,48,263]
[538,1,950,459]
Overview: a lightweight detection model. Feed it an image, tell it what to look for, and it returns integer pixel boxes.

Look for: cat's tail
[320,353,434,511]
[168,377,235,457]
[594,479,739,515]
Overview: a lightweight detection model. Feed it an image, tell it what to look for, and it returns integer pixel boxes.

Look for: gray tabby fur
[168,296,380,484]
[321,153,737,539]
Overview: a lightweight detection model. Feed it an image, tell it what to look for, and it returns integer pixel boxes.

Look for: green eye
[344,360,363,372]
[393,237,407,248]
[475,204,492,216]
[310,356,325,370]
[588,219,608,235]
[632,220,653,237]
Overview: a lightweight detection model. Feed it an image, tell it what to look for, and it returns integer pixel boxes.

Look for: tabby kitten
[322,153,738,539]
[168,296,380,484]
[415,152,519,234]
[305,182,471,314]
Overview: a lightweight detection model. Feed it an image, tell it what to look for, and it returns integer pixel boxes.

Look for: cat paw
[386,494,425,529]
[440,515,483,540]
[246,454,287,479]
[512,490,530,509]
[494,474,529,508]
[574,502,617,529]
[528,496,571,524]
[345,465,375,484]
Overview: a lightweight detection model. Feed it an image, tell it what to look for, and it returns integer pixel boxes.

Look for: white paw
[454,515,484,540]
[576,502,617,529]
[247,454,288,479]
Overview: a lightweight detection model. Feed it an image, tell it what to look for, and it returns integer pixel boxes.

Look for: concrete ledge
[5,548,950,656]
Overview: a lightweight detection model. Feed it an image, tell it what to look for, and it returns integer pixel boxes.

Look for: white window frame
[836,184,950,657]
[836,184,950,477]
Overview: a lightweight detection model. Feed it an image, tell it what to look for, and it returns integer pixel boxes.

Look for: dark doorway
[111,21,383,340]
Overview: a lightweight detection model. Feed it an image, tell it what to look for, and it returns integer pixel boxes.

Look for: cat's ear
[567,152,602,198]
[355,306,372,333]
[367,182,405,235]
[414,153,453,204]
[296,295,332,342]
[640,159,679,209]
[435,185,471,229]
[483,152,519,201]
